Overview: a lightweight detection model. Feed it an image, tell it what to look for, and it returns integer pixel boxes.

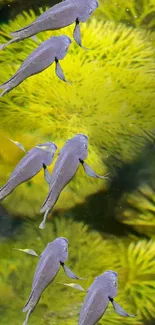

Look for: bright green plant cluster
[117,182,155,237]
[115,134,155,237]
[96,0,155,29]
[0,4,155,325]
[1,217,155,325]
[0,10,155,217]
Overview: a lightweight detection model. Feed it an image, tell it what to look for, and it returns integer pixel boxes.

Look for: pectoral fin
[61,263,83,280]
[57,282,86,292]
[80,160,109,179]
[43,164,51,185]
[5,137,27,153]
[13,248,39,257]
[73,19,82,47]
[73,19,89,50]
[110,298,136,317]
[55,58,67,82]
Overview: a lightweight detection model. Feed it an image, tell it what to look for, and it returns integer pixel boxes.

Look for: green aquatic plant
[97,0,155,29]
[2,217,155,325]
[115,136,155,237]
[0,10,155,216]
[117,183,155,237]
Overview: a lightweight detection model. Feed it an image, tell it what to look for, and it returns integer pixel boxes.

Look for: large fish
[39,134,108,229]
[22,237,81,325]
[0,141,57,201]
[0,35,71,97]
[0,0,99,50]
[79,270,135,325]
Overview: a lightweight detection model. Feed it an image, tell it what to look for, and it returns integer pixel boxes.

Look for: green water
[0,1,155,325]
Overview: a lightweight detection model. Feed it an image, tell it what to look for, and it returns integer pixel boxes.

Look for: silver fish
[22,237,80,325]
[0,35,71,97]
[79,270,136,325]
[39,134,108,229]
[0,0,99,50]
[0,141,57,201]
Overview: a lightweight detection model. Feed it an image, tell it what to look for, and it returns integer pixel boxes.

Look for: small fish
[22,237,81,325]
[0,35,71,97]
[0,0,99,50]
[79,270,136,325]
[39,134,108,229]
[0,141,57,201]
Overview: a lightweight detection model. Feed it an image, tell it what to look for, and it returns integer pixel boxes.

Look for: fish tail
[0,78,12,93]
[0,37,17,50]
[39,209,50,229]
[23,290,34,313]
[0,86,10,97]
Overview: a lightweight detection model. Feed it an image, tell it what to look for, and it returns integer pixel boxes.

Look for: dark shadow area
[0,205,23,239]
[0,0,59,23]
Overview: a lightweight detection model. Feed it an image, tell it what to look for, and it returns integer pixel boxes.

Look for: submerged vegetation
[0,10,155,216]
[1,218,155,325]
[0,1,155,325]
[97,0,155,29]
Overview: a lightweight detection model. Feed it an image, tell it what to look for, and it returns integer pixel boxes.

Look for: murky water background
[0,1,155,325]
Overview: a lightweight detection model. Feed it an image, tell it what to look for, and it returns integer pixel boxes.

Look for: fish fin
[0,87,10,98]
[61,263,83,280]
[22,308,32,325]
[80,160,109,179]
[23,290,34,312]
[57,282,86,292]
[111,299,136,317]
[73,19,82,47]
[31,35,39,44]
[0,43,7,50]
[0,38,16,50]
[73,19,91,50]
[5,137,27,153]
[13,248,39,257]
[43,164,51,185]
[10,23,35,37]
[39,209,50,229]
[55,59,67,83]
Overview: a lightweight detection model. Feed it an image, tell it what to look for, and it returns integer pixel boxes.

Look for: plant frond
[96,0,155,30]
[0,217,155,323]
[0,13,155,216]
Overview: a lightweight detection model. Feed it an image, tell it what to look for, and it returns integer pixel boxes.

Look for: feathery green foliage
[97,0,155,29]
[2,217,155,325]
[117,183,155,237]
[0,11,155,216]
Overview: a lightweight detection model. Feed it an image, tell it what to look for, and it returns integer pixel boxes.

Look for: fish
[79,270,136,325]
[0,0,99,50]
[22,237,81,325]
[0,141,57,201]
[39,134,108,229]
[0,35,71,97]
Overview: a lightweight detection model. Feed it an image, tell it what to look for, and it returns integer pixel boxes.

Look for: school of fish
[0,1,136,325]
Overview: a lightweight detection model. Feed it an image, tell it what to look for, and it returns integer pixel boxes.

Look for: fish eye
[113,280,117,287]
[84,144,87,149]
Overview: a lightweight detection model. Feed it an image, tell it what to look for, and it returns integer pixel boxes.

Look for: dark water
[0,1,155,325]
